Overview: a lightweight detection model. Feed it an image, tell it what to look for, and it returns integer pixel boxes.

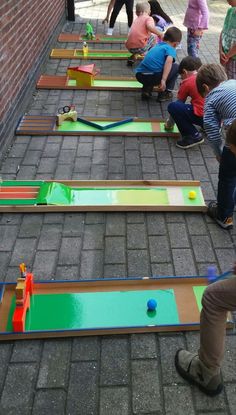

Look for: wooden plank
[50,48,132,60]
[58,33,127,43]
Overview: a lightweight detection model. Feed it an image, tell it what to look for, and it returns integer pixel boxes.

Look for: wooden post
[67,0,75,21]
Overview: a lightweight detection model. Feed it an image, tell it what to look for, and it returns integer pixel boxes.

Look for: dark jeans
[168,100,203,137]
[136,62,179,93]
[217,146,236,219]
[109,0,134,28]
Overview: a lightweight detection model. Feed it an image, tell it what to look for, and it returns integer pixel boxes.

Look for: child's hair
[148,0,173,23]
[196,64,227,96]
[227,120,236,146]
[163,27,182,43]
[178,56,202,75]
[136,2,150,15]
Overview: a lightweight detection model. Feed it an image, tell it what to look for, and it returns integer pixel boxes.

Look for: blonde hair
[136,2,150,15]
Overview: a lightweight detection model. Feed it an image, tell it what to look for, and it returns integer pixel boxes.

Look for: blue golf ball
[147,299,157,311]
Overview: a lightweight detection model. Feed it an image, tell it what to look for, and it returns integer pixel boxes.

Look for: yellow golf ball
[188,190,196,200]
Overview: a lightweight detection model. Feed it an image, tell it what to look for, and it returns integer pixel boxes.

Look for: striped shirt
[204,80,236,157]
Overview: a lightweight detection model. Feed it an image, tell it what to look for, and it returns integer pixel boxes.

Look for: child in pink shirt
[125,2,163,65]
[183,0,209,57]
[165,56,205,149]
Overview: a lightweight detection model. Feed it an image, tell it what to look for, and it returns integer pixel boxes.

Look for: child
[166,56,204,149]
[183,0,209,57]
[196,63,236,230]
[106,0,134,36]
[175,258,236,396]
[125,2,163,66]
[148,0,173,31]
[135,26,182,101]
[219,0,236,80]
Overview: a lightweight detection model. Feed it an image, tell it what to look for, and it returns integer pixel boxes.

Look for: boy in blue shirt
[135,26,182,101]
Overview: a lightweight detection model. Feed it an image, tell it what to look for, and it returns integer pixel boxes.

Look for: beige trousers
[199,277,236,371]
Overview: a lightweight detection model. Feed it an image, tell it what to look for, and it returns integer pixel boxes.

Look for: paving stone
[159,334,186,384]
[80,250,103,279]
[37,158,57,173]
[193,387,226,412]
[99,387,130,415]
[55,164,73,179]
[222,335,236,382]
[128,250,150,277]
[16,165,37,179]
[43,213,64,224]
[104,264,127,278]
[0,343,12,392]
[10,238,37,266]
[126,212,145,223]
[141,157,158,173]
[151,262,174,276]
[127,223,147,249]
[32,389,66,415]
[58,237,82,265]
[167,223,190,248]
[33,251,57,279]
[105,213,126,235]
[63,213,85,236]
[159,164,176,179]
[72,337,99,361]
[132,360,161,413]
[0,363,37,415]
[43,143,61,157]
[19,215,43,238]
[146,213,166,235]
[56,265,79,280]
[172,249,197,275]
[22,150,42,166]
[7,143,28,158]
[105,236,125,264]
[149,236,170,263]
[67,362,98,415]
[38,224,62,250]
[225,383,236,415]
[83,224,105,249]
[100,337,129,386]
[0,252,11,280]
[11,340,42,362]
[37,339,71,388]
[186,214,207,234]
[131,333,157,359]
[0,225,18,251]
[163,385,195,415]
[85,212,105,224]
[191,236,215,262]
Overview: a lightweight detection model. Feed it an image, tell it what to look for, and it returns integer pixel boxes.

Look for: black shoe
[176,135,204,149]
[157,90,173,102]
[127,58,134,66]
[141,92,151,101]
[207,201,233,230]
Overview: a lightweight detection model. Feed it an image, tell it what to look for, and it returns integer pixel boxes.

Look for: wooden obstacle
[16,115,179,137]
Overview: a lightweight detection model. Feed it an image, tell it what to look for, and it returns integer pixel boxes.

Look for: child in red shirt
[165,56,204,149]
[126,2,163,65]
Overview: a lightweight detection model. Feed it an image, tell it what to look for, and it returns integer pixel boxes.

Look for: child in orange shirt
[125,2,163,65]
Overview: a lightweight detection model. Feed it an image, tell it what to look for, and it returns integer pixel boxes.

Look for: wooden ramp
[0,275,231,340]
[0,180,207,212]
[37,75,145,91]
[58,33,127,44]
[16,115,179,137]
[50,48,132,60]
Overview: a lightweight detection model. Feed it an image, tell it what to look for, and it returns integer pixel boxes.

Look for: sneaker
[141,92,151,101]
[176,134,204,149]
[157,90,173,102]
[175,349,223,396]
[106,28,113,36]
[207,201,233,230]
[164,117,175,131]
[127,57,134,66]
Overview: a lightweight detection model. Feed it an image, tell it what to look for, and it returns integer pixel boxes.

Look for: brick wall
[0,0,66,153]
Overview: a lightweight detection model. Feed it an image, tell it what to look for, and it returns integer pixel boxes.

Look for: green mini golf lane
[57,120,152,133]
[182,187,203,206]
[7,289,179,331]
[67,79,142,88]
[193,286,207,312]
[76,51,131,58]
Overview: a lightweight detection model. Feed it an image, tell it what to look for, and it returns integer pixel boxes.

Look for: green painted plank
[1,181,43,187]
[57,120,152,133]
[67,79,141,88]
[0,199,37,206]
[75,51,131,58]
[193,286,206,312]
[182,187,205,206]
[6,289,179,332]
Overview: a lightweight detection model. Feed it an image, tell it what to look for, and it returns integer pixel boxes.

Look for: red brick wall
[0,0,65,131]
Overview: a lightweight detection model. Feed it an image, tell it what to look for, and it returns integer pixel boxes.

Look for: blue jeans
[187,29,202,58]
[136,62,179,93]
[217,146,236,219]
[168,100,203,137]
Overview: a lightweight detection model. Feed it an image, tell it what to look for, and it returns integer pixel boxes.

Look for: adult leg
[109,0,125,28]
[168,101,203,136]
[175,277,236,395]
[124,0,134,28]
[217,146,236,220]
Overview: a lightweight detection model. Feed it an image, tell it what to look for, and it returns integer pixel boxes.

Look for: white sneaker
[106,28,113,36]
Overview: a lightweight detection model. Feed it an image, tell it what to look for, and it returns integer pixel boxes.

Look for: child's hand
[159,79,166,91]
[220,50,229,65]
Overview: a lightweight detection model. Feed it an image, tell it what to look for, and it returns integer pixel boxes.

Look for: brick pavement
[0,0,235,413]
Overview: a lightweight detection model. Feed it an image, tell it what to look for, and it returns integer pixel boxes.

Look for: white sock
[107,28,113,36]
